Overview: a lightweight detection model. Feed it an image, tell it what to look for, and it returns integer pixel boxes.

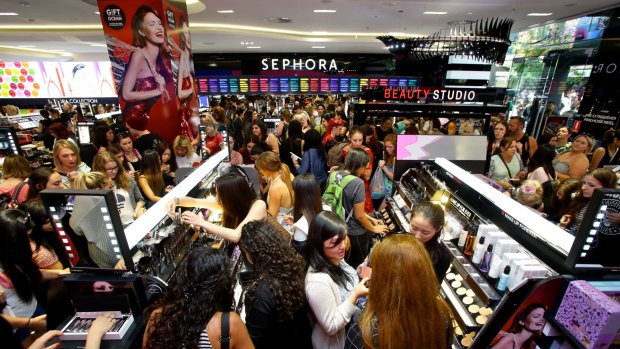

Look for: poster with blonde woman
[97,0,197,144]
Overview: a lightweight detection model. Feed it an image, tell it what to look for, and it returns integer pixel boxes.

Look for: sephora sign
[261,57,338,71]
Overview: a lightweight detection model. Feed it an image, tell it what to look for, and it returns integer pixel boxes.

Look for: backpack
[0,181,27,211]
[327,141,349,168]
[322,171,357,222]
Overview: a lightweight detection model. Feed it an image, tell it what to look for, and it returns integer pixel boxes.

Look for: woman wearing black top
[239,221,312,349]
[407,201,451,282]
[279,120,303,176]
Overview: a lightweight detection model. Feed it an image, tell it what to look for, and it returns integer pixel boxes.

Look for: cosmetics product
[461,337,473,347]
[487,240,519,278]
[457,225,469,248]
[496,266,511,293]
[451,281,462,288]
[463,229,477,256]
[454,274,463,282]
[446,273,455,281]
[454,327,463,336]
[456,287,467,296]
[508,264,547,290]
[479,307,493,316]
[476,315,488,325]
[479,244,494,273]
[468,304,479,314]
[471,236,487,264]
[462,296,474,305]
[465,289,476,298]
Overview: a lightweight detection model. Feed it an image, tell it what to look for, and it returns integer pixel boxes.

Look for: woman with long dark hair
[280,120,303,176]
[155,141,177,187]
[292,129,327,186]
[251,119,279,154]
[346,234,453,349]
[559,168,617,234]
[527,144,557,201]
[143,247,253,349]
[92,124,115,153]
[343,126,376,213]
[168,171,267,243]
[239,221,312,349]
[117,132,142,172]
[26,167,63,200]
[490,303,547,349]
[20,199,65,270]
[304,211,369,349]
[285,174,328,252]
[137,149,168,206]
[407,201,451,281]
[0,209,66,344]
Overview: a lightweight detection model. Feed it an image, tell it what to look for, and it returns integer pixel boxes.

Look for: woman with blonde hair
[173,135,200,168]
[515,180,545,216]
[201,113,225,156]
[92,151,146,226]
[552,134,592,180]
[52,139,91,188]
[69,172,120,268]
[346,234,453,349]
[255,151,294,223]
[0,154,31,205]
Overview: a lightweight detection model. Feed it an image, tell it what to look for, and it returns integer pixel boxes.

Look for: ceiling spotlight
[0,12,19,16]
[424,11,447,15]
[217,10,235,14]
[527,13,553,16]
[314,9,337,13]
[312,46,326,49]
[95,11,100,15]
[247,46,261,49]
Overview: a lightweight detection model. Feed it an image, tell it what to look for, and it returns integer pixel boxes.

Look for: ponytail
[280,163,294,204]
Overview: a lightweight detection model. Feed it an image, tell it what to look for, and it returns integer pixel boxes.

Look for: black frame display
[567,188,620,272]
[39,189,134,272]
[0,126,22,157]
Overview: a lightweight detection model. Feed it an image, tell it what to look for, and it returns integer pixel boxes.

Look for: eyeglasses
[105,166,119,172]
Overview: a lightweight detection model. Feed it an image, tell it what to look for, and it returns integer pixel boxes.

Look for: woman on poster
[176,15,197,140]
[121,6,172,131]
[490,303,547,349]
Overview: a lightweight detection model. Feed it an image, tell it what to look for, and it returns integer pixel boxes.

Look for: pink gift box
[555,280,620,349]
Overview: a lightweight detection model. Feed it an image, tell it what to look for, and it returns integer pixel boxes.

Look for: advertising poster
[0,61,116,98]
[97,0,199,144]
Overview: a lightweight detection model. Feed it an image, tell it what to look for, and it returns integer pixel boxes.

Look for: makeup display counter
[385,158,620,348]
[39,149,235,347]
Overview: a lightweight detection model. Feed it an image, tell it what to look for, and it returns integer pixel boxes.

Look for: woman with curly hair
[143,246,253,349]
[239,221,312,349]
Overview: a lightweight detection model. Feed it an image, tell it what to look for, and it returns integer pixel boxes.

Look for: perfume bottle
[496,265,511,293]
[479,244,494,273]
[463,230,477,256]
[471,236,486,265]
[457,225,469,248]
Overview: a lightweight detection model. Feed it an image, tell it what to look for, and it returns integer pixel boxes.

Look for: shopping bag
[370,167,386,199]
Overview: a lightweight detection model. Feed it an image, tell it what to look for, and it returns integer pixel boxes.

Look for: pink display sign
[0,61,117,98]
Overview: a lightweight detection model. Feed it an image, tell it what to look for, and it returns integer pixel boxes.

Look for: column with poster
[97,0,199,145]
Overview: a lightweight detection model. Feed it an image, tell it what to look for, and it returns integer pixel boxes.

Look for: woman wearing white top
[173,135,200,168]
[488,137,525,190]
[284,174,330,253]
[305,211,369,349]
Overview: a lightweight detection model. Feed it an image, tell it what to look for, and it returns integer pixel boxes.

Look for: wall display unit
[196,75,419,95]
[385,158,619,348]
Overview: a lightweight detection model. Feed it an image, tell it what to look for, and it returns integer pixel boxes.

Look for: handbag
[369,167,386,199]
